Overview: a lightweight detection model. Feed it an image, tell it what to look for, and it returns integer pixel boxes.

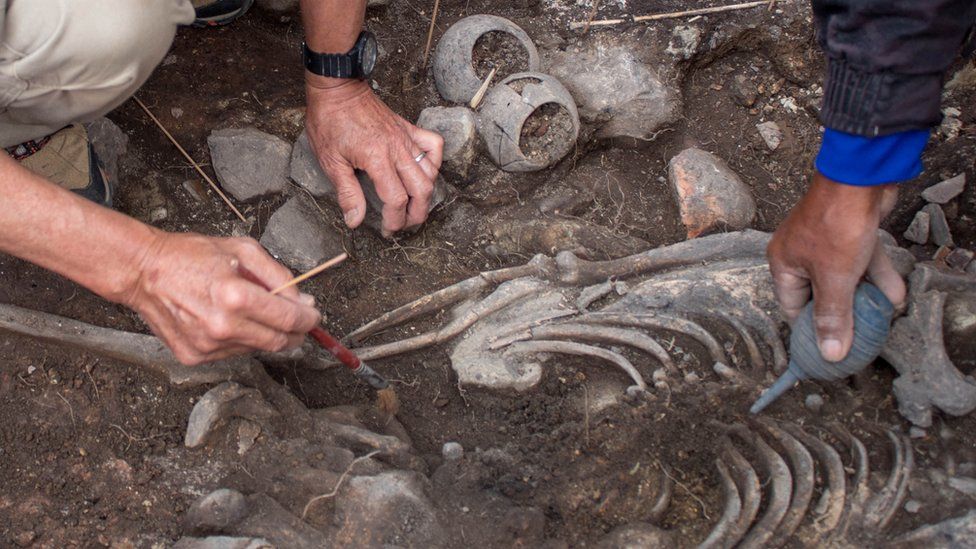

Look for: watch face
[360,33,378,77]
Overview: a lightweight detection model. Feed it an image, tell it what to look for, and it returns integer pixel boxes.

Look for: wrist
[808,172,892,222]
[109,227,167,307]
[305,77,370,109]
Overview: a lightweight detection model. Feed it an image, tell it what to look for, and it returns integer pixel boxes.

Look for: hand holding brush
[237,254,400,418]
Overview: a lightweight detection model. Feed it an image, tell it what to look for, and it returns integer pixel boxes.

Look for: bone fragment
[650,469,674,524]
[863,431,913,532]
[508,340,647,389]
[698,459,743,549]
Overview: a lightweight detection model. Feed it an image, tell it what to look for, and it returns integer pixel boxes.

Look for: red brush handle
[237,266,362,372]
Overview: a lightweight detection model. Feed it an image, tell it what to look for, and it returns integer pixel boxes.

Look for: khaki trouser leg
[0,0,196,148]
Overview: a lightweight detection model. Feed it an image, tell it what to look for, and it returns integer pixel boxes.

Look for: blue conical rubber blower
[750,283,895,414]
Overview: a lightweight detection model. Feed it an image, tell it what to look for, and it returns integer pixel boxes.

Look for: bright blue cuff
[815,128,930,186]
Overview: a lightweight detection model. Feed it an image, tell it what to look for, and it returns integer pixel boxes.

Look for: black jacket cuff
[819,58,944,137]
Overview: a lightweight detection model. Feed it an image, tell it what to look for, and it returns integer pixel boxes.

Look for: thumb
[327,166,367,228]
[866,242,907,310]
[811,274,857,363]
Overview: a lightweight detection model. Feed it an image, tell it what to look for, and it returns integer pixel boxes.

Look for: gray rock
[910,426,927,439]
[947,248,974,271]
[173,537,272,549]
[904,210,931,244]
[416,106,477,180]
[441,442,464,461]
[666,25,701,60]
[893,510,976,546]
[260,196,346,272]
[290,130,453,234]
[923,203,954,247]
[877,229,898,247]
[185,382,277,449]
[597,522,675,548]
[546,43,681,141]
[732,74,758,107]
[756,121,783,150]
[333,471,445,547]
[667,148,756,239]
[922,173,966,204]
[208,128,291,202]
[949,476,976,497]
[185,489,249,534]
[85,118,128,190]
[804,394,824,413]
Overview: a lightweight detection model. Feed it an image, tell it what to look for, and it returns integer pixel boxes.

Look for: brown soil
[1,0,975,547]
[520,102,575,163]
[473,30,531,80]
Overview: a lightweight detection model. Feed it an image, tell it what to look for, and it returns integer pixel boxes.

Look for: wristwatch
[303,31,378,79]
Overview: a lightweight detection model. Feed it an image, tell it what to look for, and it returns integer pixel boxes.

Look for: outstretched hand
[767,172,906,362]
[304,79,444,237]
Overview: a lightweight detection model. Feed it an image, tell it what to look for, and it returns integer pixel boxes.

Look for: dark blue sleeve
[815,128,930,186]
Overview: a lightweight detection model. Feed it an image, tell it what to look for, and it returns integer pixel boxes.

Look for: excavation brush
[750,283,895,414]
[238,263,399,417]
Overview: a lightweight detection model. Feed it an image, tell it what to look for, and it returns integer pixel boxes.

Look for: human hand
[121,232,322,365]
[767,172,906,362]
[304,79,444,236]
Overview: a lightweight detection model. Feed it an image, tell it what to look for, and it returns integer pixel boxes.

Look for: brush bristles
[377,387,400,418]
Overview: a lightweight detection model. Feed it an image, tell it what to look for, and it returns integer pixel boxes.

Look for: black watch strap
[303,42,357,78]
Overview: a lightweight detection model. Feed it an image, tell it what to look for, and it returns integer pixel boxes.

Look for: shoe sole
[192,0,255,27]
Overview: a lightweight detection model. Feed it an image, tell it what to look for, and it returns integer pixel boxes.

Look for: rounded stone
[184,488,248,534]
[804,394,824,413]
[442,442,464,461]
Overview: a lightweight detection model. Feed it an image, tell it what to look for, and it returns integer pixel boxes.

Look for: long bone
[492,323,675,371]
[698,459,743,549]
[576,311,729,366]
[781,423,846,542]
[727,423,793,548]
[506,340,648,389]
[756,420,815,545]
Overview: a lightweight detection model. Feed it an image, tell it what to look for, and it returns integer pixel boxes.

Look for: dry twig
[582,0,602,33]
[133,96,247,222]
[569,0,777,29]
[301,450,380,519]
[420,0,441,69]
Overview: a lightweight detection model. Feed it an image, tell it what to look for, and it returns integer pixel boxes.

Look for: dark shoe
[191,0,255,27]
[6,125,113,207]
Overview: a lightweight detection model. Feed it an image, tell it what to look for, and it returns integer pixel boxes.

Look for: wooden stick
[133,96,247,222]
[420,0,441,69]
[469,67,497,110]
[568,0,776,29]
[582,0,602,34]
[270,253,348,295]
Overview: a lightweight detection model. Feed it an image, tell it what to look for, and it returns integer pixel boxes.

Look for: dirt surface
[1,0,975,547]
[520,102,575,163]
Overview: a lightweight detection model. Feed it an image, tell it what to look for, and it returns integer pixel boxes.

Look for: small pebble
[684,372,701,384]
[804,394,824,413]
[652,369,668,382]
[442,442,464,461]
[910,426,927,439]
[904,500,922,514]
[26,365,36,375]
[149,207,168,223]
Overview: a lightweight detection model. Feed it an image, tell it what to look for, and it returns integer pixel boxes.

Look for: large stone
[546,43,681,141]
[923,203,954,247]
[922,173,966,204]
[85,118,128,189]
[333,471,446,547]
[904,210,931,244]
[667,148,756,238]
[260,196,346,272]
[185,489,249,534]
[416,106,477,180]
[208,128,291,202]
[290,130,453,234]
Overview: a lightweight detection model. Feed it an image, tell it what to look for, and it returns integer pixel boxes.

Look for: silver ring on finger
[414,151,427,163]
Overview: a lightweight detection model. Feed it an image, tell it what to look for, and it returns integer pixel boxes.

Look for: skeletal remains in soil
[2,230,976,546]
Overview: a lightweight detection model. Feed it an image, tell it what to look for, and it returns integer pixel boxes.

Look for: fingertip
[344,206,365,228]
[818,338,846,363]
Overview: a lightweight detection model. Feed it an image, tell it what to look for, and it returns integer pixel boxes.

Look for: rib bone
[508,340,647,389]
[729,424,792,548]
[577,312,729,366]
[698,459,742,549]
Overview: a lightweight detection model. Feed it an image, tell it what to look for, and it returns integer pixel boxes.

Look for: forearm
[300,0,367,90]
[0,154,158,303]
